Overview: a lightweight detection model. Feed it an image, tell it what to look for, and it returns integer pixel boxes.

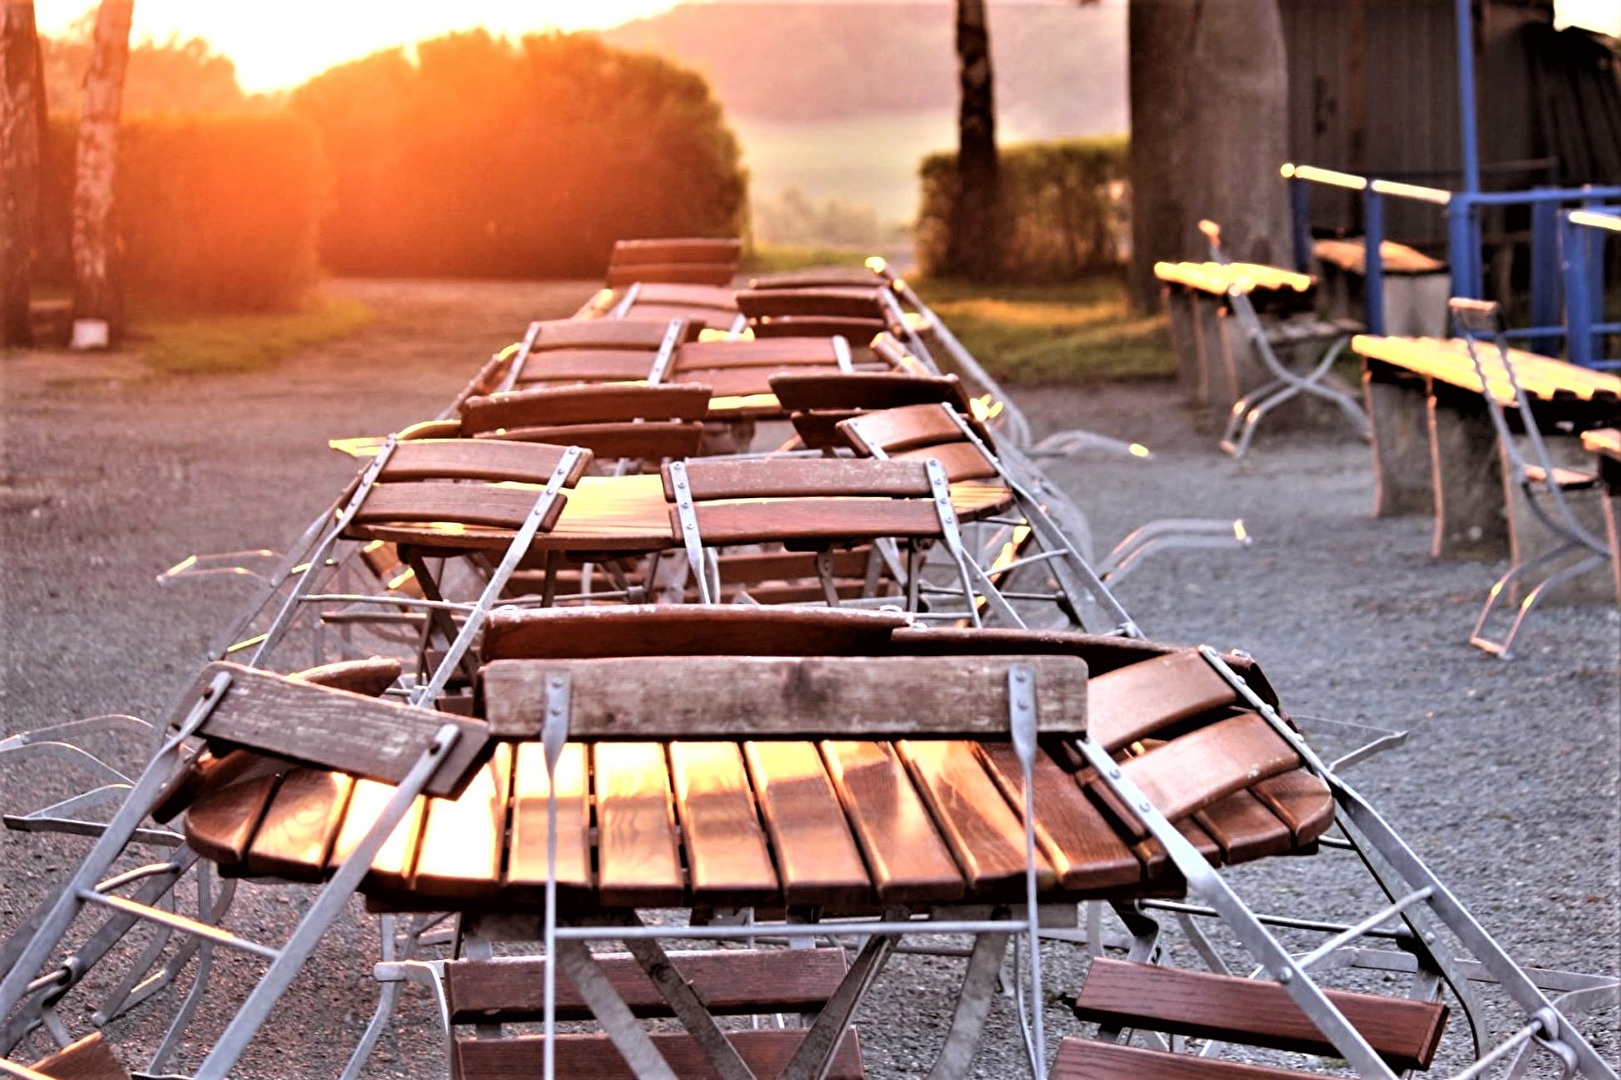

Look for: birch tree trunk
[71,0,133,347]
[946,0,1003,282]
[1,0,45,348]
[1127,0,1291,311]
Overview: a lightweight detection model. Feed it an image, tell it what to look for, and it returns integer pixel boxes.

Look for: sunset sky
[33,1,700,93]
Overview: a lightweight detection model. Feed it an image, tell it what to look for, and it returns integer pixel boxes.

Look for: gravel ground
[1,278,1616,1078]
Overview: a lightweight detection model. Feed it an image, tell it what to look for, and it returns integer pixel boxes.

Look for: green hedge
[917,135,1129,282]
[40,113,325,311]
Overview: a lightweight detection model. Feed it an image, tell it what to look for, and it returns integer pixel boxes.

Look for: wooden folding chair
[1449,298,1614,658]
[604,237,741,288]
[497,316,695,392]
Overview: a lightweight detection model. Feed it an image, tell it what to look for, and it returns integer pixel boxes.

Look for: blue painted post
[1562,212,1594,367]
[1529,196,1561,356]
[1447,195,1477,305]
[1454,0,1481,198]
[1364,189,1386,335]
[1289,176,1311,273]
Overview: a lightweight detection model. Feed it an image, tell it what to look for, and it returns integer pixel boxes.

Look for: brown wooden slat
[893,441,1002,482]
[182,662,488,798]
[888,626,1176,676]
[353,483,572,535]
[533,317,690,352]
[736,286,886,320]
[674,338,844,370]
[977,743,1143,893]
[612,237,742,265]
[744,741,873,908]
[1194,788,1296,864]
[1071,958,1449,1071]
[445,947,848,1023]
[289,656,403,697]
[410,744,511,899]
[594,742,684,907]
[505,741,591,896]
[379,439,590,485]
[479,421,705,461]
[1088,650,1238,751]
[769,371,971,413]
[685,497,946,545]
[243,768,354,880]
[328,777,426,891]
[625,282,742,310]
[1052,1037,1320,1080]
[1116,713,1301,834]
[898,739,1054,893]
[515,351,663,384]
[27,1031,131,1080]
[681,365,806,399]
[1250,769,1336,846]
[461,382,714,431]
[481,655,1088,740]
[480,603,907,662]
[669,741,779,904]
[606,261,737,287]
[454,1028,864,1080]
[840,403,969,456]
[715,546,875,585]
[181,773,280,869]
[671,456,933,500]
[821,740,964,904]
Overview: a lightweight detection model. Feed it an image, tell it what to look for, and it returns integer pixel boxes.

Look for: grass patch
[911,274,1174,385]
[132,290,375,375]
[740,243,875,275]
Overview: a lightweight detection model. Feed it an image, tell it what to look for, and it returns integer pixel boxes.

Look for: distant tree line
[290,30,746,278]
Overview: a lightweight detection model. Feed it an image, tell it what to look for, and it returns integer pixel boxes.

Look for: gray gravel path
[1,279,1616,1078]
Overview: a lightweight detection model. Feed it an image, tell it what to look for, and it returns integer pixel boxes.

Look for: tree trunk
[71,0,132,347]
[947,0,1002,282]
[1,0,45,348]
[1127,0,1291,311]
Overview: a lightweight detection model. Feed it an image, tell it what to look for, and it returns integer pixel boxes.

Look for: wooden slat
[888,626,1175,676]
[751,315,888,340]
[480,603,907,661]
[1052,1037,1319,1080]
[243,768,354,880]
[611,237,742,265]
[181,773,280,869]
[898,740,1053,893]
[606,261,737,287]
[1194,788,1296,863]
[1250,769,1336,846]
[410,744,511,899]
[479,421,704,461]
[351,483,570,534]
[379,438,590,485]
[184,662,488,798]
[668,741,779,904]
[893,441,1002,482]
[977,742,1143,893]
[533,317,688,352]
[674,338,843,370]
[1071,958,1449,1071]
[736,286,886,320]
[482,655,1088,739]
[715,546,875,585]
[329,778,425,891]
[685,497,946,545]
[505,741,592,896]
[840,403,969,456]
[445,947,848,1023]
[671,456,932,500]
[27,1032,131,1080]
[454,1028,865,1080]
[593,742,684,907]
[744,741,873,908]
[769,371,971,413]
[1087,651,1238,752]
[516,351,663,384]
[461,382,714,431]
[821,740,964,904]
[1117,713,1301,832]
[290,656,402,697]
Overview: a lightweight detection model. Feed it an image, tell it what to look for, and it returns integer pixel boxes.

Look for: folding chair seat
[734,285,902,342]
[1199,221,1370,457]
[772,370,976,450]
[603,236,742,288]
[591,281,745,331]
[497,316,694,391]
[1450,298,1614,658]
[457,381,714,463]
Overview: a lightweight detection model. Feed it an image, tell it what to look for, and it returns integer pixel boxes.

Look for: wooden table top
[1352,335,1621,408]
[1153,261,1316,296]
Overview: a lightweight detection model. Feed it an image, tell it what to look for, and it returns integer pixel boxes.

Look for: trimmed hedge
[917,135,1129,282]
[39,113,325,311]
[291,31,747,278]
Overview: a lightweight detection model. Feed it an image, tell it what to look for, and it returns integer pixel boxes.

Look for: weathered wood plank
[744,741,873,908]
[898,739,1053,893]
[243,768,353,881]
[328,777,426,890]
[668,741,779,905]
[482,655,1088,739]
[352,483,570,534]
[1087,651,1236,752]
[669,456,933,500]
[378,438,590,485]
[410,744,511,899]
[594,742,684,907]
[505,741,592,896]
[455,1028,865,1080]
[820,740,964,904]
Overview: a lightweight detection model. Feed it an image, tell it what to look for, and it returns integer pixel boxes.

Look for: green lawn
[131,290,375,375]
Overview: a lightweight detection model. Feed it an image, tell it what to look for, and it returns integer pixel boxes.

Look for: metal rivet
[1136,800,1152,813]
[1276,967,1292,983]
[1107,767,1121,779]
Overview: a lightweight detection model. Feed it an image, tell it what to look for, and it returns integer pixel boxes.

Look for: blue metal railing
[1562,208,1621,371]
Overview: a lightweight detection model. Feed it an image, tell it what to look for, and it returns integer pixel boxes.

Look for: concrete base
[1427,383,1509,560]
[1363,368,1433,518]
[1498,434,1616,606]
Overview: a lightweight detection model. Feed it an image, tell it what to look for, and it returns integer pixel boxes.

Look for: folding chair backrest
[1449,297,1553,480]
[776,372,976,450]
[605,237,741,287]
[458,382,712,459]
[506,317,690,389]
[670,337,857,398]
[838,402,1001,482]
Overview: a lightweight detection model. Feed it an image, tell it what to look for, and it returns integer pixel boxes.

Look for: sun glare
[34,0,696,94]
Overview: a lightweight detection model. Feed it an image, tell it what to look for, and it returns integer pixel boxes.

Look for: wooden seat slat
[329,778,426,891]
[670,456,935,500]
[674,338,846,370]
[892,441,1002,482]
[514,351,664,384]
[623,283,740,309]
[505,741,592,896]
[820,740,965,904]
[444,947,849,1024]
[531,317,692,352]
[593,742,684,908]
[350,483,571,533]
[610,237,742,265]
[750,316,888,340]
[1088,651,1238,752]
[715,546,876,585]
[476,421,705,461]
[479,603,908,662]
[899,740,1054,892]
[243,768,353,881]
[744,741,874,909]
[461,382,714,431]
[1249,769,1336,845]
[669,741,780,904]
[454,1028,865,1080]
[378,438,590,484]
[1153,261,1315,296]
[481,655,1088,740]
[1053,1037,1325,1080]
[770,371,971,413]
[1193,788,1297,863]
[1116,713,1302,835]
[685,499,944,546]
[840,403,972,456]
[182,774,280,868]
[1070,958,1449,1071]
[410,745,511,900]
[1131,816,1223,881]
[976,742,1144,892]
[736,286,887,321]
[605,261,737,287]
[679,365,805,400]
[26,1031,131,1080]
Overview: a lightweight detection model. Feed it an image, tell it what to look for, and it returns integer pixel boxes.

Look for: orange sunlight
[35,0,700,93]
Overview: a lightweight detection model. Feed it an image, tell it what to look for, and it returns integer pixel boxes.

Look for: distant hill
[601,0,1128,228]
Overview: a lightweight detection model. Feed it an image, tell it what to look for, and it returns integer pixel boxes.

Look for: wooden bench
[1060,957,1449,1078]
[1352,334,1620,565]
[1312,237,1449,337]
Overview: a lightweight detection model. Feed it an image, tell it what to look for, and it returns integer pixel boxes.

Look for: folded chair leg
[1471,547,1610,660]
